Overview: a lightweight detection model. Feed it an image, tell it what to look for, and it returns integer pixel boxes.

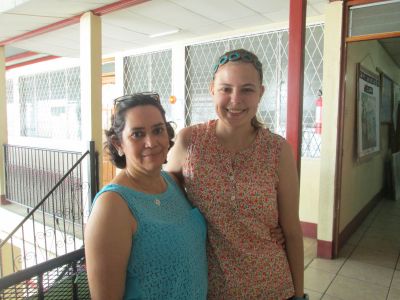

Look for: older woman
[167,49,306,300]
[85,93,207,300]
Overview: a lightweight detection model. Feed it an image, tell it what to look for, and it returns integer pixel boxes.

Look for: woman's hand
[270,226,286,247]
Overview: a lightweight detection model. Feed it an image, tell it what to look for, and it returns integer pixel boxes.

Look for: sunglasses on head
[113,92,161,108]
[112,92,161,125]
[213,51,262,76]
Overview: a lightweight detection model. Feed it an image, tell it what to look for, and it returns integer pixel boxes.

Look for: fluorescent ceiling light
[0,0,29,13]
[149,29,180,38]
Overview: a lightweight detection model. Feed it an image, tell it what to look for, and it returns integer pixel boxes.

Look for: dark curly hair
[105,93,175,169]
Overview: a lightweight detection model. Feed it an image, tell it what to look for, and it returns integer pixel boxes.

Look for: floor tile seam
[336,271,392,288]
[315,262,345,299]
[353,244,400,256]
[319,273,389,300]
[305,265,340,276]
[321,291,346,300]
[305,266,342,276]
[320,200,391,299]
[389,253,400,291]
[304,257,315,269]
[304,286,327,294]
[347,250,399,269]
[341,258,396,273]
[345,260,398,271]
[351,201,386,252]
[385,279,393,299]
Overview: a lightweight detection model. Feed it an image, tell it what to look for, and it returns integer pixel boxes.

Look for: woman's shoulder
[91,185,133,219]
[260,128,286,144]
[182,120,212,133]
[96,178,130,197]
[93,184,126,204]
[175,120,213,148]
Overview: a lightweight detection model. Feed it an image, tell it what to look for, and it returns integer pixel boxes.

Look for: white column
[171,45,186,131]
[318,1,343,254]
[0,46,8,203]
[114,54,125,96]
[80,11,103,188]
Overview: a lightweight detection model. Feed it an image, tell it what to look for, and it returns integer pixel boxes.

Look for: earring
[118,150,124,156]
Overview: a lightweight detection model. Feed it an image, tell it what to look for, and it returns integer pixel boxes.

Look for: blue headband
[213,51,263,80]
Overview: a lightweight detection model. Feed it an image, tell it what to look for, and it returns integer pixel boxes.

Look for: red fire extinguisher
[315,90,322,134]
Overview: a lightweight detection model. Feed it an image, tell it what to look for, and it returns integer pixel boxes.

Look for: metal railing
[0,142,98,278]
[4,145,83,220]
[0,248,89,299]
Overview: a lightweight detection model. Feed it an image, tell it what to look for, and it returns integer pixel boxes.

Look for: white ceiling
[1,0,399,68]
[1,0,329,66]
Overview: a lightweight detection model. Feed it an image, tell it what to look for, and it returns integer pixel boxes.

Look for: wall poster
[357,64,380,159]
[393,82,400,130]
[380,72,393,123]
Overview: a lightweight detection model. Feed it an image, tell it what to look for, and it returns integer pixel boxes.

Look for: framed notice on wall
[357,64,380,159]
[380,73,393,123]
[393,82,400,130]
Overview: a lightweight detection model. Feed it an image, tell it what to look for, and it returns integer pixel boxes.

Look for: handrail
[0,248,85,291]
[0,150,89,249]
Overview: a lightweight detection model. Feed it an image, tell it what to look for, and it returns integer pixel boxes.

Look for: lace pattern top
[92,171,208,300]
[183,120,294,299]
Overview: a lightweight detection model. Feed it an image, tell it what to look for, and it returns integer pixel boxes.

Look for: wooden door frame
[333,0,400,257]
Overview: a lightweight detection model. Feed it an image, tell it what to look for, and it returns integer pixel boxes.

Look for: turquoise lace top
[92,171,208,300]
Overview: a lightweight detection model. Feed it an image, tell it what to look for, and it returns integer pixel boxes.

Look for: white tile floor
[303,198,400,299]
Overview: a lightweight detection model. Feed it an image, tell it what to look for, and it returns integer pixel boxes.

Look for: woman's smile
[225,107,248,115]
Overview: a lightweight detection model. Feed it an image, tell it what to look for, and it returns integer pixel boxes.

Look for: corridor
[303,198,400,299]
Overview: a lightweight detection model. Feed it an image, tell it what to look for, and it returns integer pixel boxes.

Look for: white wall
[300,159,320,224]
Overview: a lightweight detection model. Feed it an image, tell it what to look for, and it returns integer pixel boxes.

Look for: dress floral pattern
[183,120,294,300]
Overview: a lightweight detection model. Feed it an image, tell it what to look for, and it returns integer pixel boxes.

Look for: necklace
[125,169,166,206]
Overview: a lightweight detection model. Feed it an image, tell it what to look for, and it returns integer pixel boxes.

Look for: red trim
[6,55,59,70]
[5,51,38,62]
[0,16,82,46]
[0,0,150,46]
[317,240,333,259]
[301,221,317,239]
[93,0,149,16]
[1,195,10,205]
[286,0,306,171]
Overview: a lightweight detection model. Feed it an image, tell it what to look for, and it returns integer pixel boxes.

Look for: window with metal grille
[17,67,81,140]
[185,24,324,158]
[6,78,19,137]
[6,79,13,103]
[123,50,172,121]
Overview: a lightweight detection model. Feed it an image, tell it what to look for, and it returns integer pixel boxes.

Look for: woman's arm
[85,192,136,300]
[277,141,304,297]
[165,126,192,184]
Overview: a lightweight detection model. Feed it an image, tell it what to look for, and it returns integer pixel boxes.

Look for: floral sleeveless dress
[183,120,294,300]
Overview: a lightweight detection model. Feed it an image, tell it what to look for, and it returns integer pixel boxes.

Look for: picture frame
[357,64,380,159]
[380,72,393,123]
[393,82,400,130]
